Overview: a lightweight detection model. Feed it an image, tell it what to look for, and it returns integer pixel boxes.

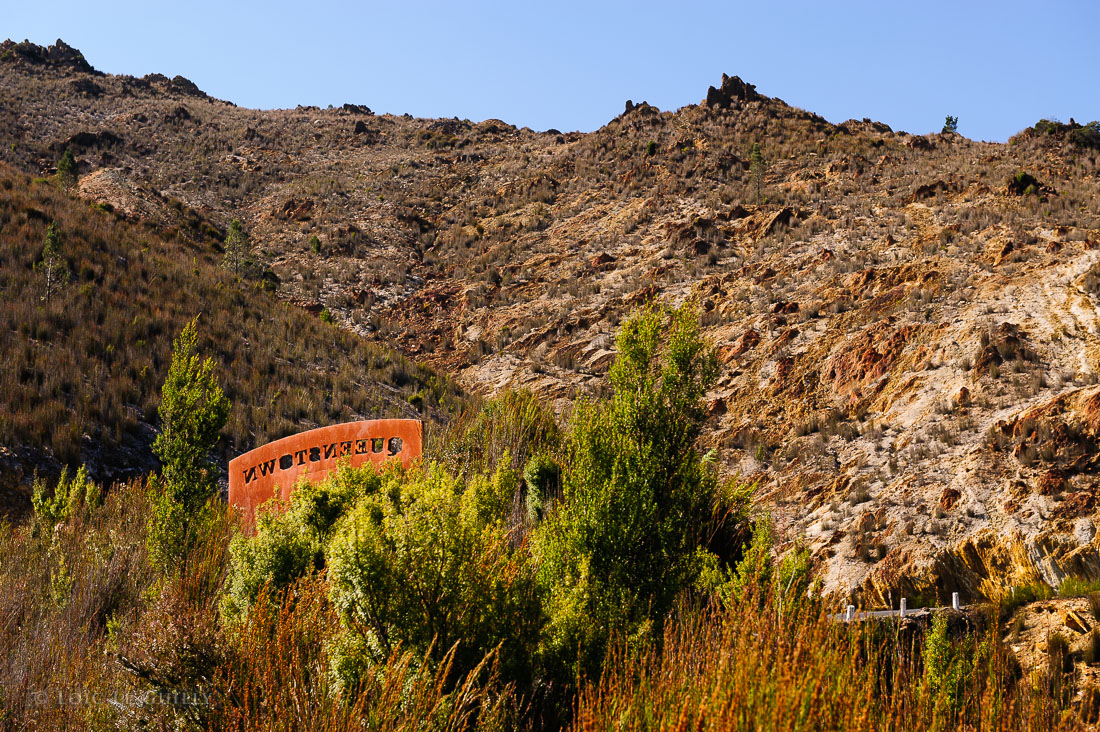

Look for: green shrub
[319,307,334,324]
[56,146,77,190]
[309,234,321,253]
[1034,118,1063,136]
[464,458,522,529]
[222,504,322,619]
[922,613,981,714]
[645,140,657,156]
[223,464,385,618]
[720,514,812,608]
[523,452,561,524]
[533,304,724,681]
[31,464,99,530]
[327,464,542,689]
[1008,171,1041,196]
[1031,118,1100,150]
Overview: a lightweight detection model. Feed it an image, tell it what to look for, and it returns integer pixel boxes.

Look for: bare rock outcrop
[705,74,762,108]
[0,38,97,74]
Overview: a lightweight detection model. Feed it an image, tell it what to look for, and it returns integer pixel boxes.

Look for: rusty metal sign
[228,419,422,527]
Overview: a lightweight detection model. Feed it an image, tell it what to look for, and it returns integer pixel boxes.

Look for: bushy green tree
[942,115,959,134]
[532,304,722,680]
[56,146,77,190]
[148,317,230,572]
[223,218,251,275]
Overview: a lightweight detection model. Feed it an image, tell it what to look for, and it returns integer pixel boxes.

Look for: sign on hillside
[228,419,422,528]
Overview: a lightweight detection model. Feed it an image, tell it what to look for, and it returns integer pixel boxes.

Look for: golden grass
[0,164,463,489]
[574,590,1079,732]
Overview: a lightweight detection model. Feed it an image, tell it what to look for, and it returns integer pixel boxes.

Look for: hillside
[4,39,1100,602]
[0,161,461,517]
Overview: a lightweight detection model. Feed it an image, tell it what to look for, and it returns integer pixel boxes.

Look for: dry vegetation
[1,476,1096,731]
[0,162,462,514]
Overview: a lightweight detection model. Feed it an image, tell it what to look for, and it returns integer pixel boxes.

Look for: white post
[846,605,855,622]
[900,598,907,618]
[952,592,960,611]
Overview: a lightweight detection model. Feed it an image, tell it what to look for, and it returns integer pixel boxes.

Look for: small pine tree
[36,222,69,303]
[148,317,230,571]
[223,218,251,275]
[750,142,765,202]
[56,147,77,190]
[942,115,959,134]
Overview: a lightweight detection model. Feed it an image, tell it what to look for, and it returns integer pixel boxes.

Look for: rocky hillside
[4,39,1100,603]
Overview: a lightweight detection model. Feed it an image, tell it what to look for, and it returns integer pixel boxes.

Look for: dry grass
[0,464,1094,731]
[0,478,509,731]
[0,478,155,728]
[210,578,513,732]
[0,164,463,499]
[574,591,1075,732]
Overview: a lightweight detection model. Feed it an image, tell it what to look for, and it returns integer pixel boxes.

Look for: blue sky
[6,1,1099,141]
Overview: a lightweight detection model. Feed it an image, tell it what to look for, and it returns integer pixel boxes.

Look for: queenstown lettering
[241,436,403,484]
[227,419,423,531]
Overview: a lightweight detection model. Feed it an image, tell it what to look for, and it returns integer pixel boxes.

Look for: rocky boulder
[0,38,97,74]
[705,74,762,108]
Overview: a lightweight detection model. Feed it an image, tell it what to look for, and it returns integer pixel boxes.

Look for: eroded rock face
[989,387,1100,510]
[861,528,1100,605]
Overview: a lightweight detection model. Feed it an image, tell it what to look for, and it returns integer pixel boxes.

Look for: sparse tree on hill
[36,222,69,303]
[750,142,766,202]
[56,146,77,190]
[223,218,251,276]
[942,115,959,134]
